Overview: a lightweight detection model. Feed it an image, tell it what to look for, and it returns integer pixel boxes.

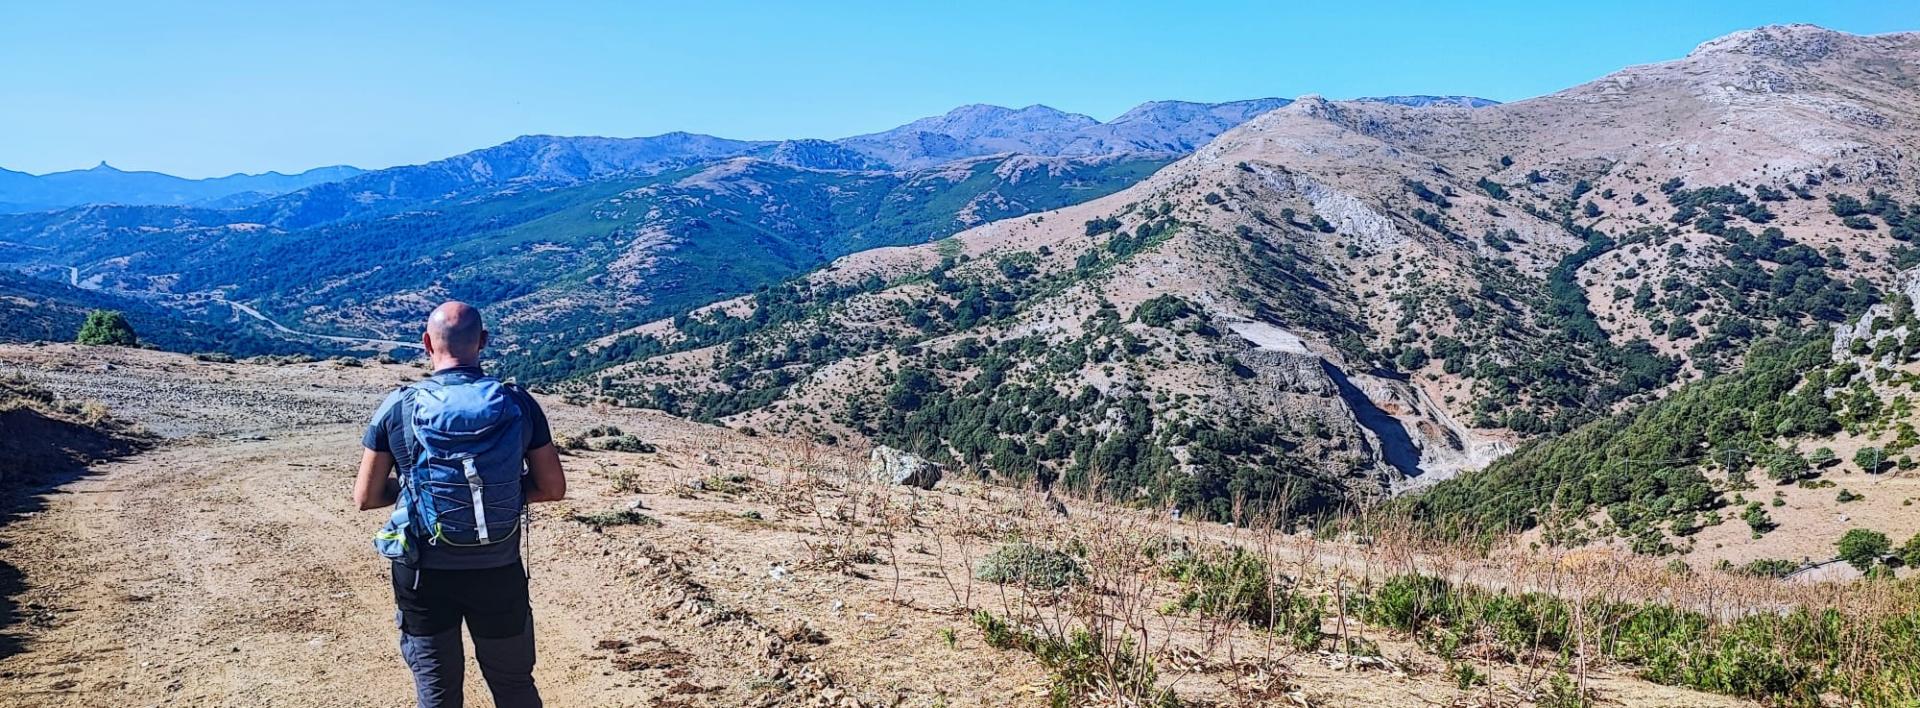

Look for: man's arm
[523,444,566,503]
[353,448,401,510]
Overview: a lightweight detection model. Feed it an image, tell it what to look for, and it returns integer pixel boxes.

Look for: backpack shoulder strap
[394,382,428,472]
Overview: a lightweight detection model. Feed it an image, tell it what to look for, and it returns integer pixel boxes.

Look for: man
[353,301,566,708]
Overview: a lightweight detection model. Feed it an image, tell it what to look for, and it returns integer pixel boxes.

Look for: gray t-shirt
[364,367,552,570]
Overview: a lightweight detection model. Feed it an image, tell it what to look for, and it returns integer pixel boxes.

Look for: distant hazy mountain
[837,104,1102,169]
[239,133,775,228]
[4,94,1495,223]
[1058,98,1295,155]
[0,162,363,214]
[833,96,1495,169]
[0,90,1493,365]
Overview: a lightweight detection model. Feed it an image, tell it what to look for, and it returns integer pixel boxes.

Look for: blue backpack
[374,377,529,564]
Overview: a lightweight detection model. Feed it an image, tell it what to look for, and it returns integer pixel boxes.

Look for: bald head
[424,301,487,364]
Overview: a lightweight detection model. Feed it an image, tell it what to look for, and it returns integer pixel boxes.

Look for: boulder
[867,446,942,490]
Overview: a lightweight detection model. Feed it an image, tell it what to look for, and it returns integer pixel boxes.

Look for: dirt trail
[0,345,995,707]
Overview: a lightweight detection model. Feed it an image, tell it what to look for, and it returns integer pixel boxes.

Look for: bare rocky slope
[564,25,1920,521]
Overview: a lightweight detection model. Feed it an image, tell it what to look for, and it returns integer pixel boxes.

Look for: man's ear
[420,332,435,356]
[478,330,489,352]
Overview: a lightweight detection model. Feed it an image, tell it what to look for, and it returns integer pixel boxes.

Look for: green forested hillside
[0,155,1168,366]
[1401,325,1920,555]
[0,271,342,357]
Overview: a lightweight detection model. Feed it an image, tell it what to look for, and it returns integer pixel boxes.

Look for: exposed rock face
[1341,371,1514,493]
[1230,321,1332,396]
[867,445,942,490]
[1226,320,1507,492]
[1833,268,1920,365]
[1236,347,1334,396]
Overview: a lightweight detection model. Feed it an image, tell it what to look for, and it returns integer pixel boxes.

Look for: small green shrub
[1165,547,1321,648]
[1737,558,1801,578]
[596,434,656,453]
[75,309,137,346]
[974,543,1084,589]
[970,611,1178,708]
[570,509,661,530]
[1358,574,1455,634]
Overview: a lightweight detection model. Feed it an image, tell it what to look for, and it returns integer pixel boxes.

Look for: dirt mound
[0,374,145,484]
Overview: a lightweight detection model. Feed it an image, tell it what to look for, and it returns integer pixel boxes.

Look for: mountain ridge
[562,24,1920,529]
[0,162,365,213]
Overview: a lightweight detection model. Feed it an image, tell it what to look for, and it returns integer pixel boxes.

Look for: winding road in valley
[66,265,420,350]
[218,299,420,349]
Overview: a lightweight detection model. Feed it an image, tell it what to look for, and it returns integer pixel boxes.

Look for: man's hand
[523,445,566,503]
[353,448,400,510]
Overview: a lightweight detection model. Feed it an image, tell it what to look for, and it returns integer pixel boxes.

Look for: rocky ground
[0,344,1755,707]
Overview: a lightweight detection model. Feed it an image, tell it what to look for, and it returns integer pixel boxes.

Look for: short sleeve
[517,391,554,450]
[363,389,405,452]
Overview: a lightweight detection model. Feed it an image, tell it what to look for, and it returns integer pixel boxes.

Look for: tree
[1767,450,1811,484]
[1741,502,1774,535]
[1855,446,1887,473]
[1837,528,1891,572]
[76,310,138,347]
[1898,532,1920,567]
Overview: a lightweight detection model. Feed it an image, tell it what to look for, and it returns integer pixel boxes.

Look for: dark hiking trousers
[392,562,541,708]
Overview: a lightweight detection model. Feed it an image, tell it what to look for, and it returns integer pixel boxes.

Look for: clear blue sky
[2,0,1915,178]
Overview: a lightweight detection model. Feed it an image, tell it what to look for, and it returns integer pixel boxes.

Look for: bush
[1359,574,1456,634]
[1165,547,1321,648]
[1742,502,1775,535]
[596,434,655,453]
[1737,558,1802,578]
[76,310,137,346]
[1838,529,1891,572]
[974,543,1084,589]
[570,509,661,530]
[1900,533,1920,567]
[971,611,1177,708]
[1855,446,1887,473]
[1132,295,1193,328]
